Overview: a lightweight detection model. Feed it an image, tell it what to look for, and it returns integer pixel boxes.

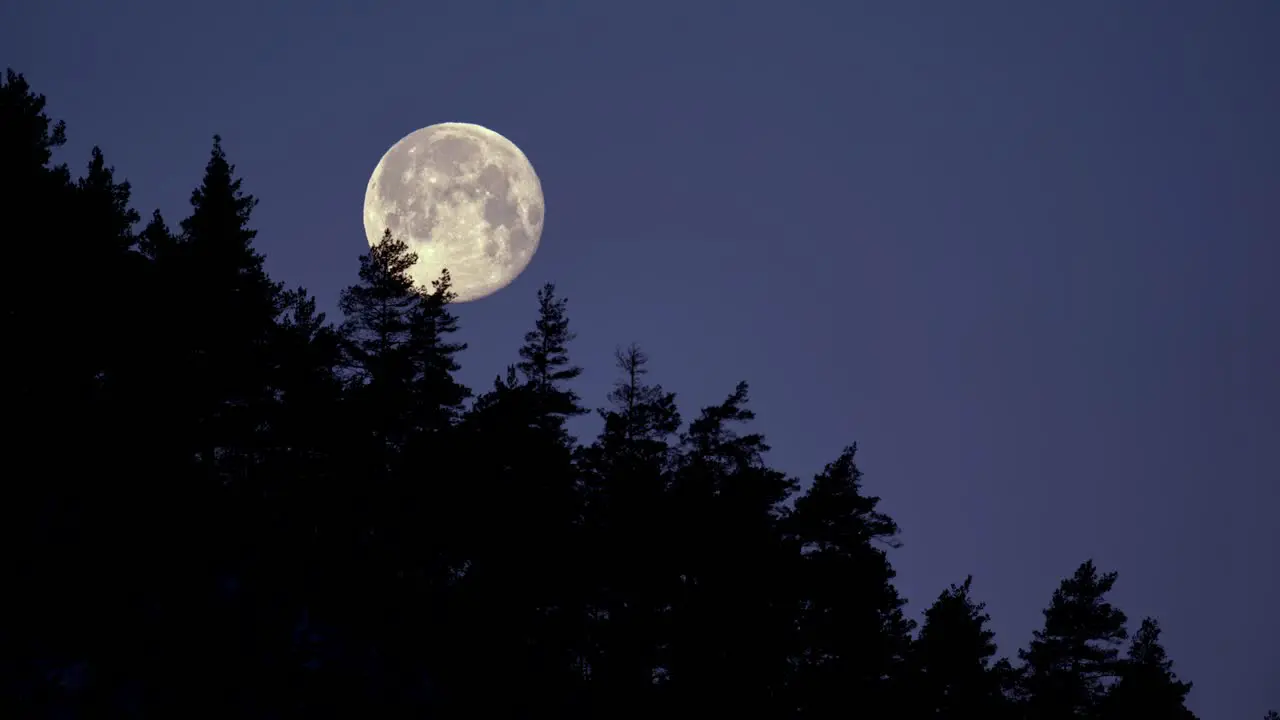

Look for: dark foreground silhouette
[2,68,1259,719]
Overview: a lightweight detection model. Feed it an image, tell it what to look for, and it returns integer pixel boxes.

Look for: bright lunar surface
[363,123,544,303]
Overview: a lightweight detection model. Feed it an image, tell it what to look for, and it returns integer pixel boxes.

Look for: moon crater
[363,123,544,302]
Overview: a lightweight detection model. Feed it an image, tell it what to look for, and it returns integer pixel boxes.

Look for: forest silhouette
[2,68,1257,719]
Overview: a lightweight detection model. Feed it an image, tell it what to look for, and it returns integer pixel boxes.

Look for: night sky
[5,1,1277,716]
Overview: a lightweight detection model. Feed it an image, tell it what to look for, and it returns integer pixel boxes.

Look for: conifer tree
[139,135,288,715]
[169,134,284,473]
[909,576,1014,717]
[578,345,681,710]
[178,135,282,333]
[338,225,461,543]
[517,282,586,431]
[71,147,144,394]
[128,210,185,468]
[138,208,176,260]
[335,234,473,703]
[597,344,681,460]
[55,147,153,709]
[340,230,419,386]
[263,284,343,554]
[0,70,72,295]
[663,382,797,714]
[337,230,432,451]
[406,268,471,434]
[382,268,472,699]
[1018,560,1130,719]
[392,266,471,588]
[276,287,342,409]
[0,69,67,176]
[76,147,139,256]
[1,69,87,719]
[180,136,273,283]
[784,444,915,717]
[0,69,73,395]
[1100,617,1197,719]
[440,282,590,716]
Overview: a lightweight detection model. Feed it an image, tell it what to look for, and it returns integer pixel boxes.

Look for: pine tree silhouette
[517,282,587,433]
[908,576,1015,717]
[664,382,798,714]
[1018,560,1130,719]
[578,344,681,713]
[784,444,914,717]
[1100,617,1198,719]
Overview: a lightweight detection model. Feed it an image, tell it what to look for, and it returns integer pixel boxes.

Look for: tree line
[2,68,1260,719]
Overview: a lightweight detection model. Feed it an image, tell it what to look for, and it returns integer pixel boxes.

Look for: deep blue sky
[5,1,1277,716]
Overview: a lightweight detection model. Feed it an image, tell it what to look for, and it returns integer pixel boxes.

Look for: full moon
[363,123,544,303]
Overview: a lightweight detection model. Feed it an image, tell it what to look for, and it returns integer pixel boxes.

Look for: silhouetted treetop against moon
[363,122,544,303]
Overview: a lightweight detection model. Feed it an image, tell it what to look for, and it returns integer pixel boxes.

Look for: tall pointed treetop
[407,267,471,431]
[180,134,265,275]
[516,282,585,422]
[339,229,420,379]
[1101,617,1196,719]
[138,209,175,261]
[909,576,1010,717]
[1019,559,1130,717]
[77,146,140,254]
[790,443,901,551]
[0,68,67,174]
[600,343,681,455]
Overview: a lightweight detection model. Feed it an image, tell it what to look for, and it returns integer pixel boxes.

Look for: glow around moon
[363,123,544,303]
